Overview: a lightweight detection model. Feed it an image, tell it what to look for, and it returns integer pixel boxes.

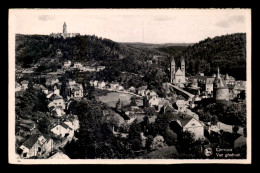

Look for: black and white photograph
[8,9,251,164]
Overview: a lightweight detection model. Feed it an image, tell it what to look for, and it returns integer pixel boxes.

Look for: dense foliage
[158,33,246,80]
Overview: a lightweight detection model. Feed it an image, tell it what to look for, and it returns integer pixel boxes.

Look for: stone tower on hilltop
[63,22,67,39]
[213,67,229,101]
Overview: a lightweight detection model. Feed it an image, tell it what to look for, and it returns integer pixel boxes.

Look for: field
[98,92,134,107]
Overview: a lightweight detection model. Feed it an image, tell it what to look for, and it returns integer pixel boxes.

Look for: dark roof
[138,86,147,91]
[21,80,28,84]
[53,94,63,100]
[60,122,73,130]
[174,113,194,127]
[22,134,40,149]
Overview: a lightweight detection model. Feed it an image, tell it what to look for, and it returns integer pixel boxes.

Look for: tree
[243,127,247,137]
[233,125,239,134]
[115,98,121,110]
[145,135,154,150]
[128,119,142,151]
[144,107,156,117]
[150,135,166,150]
[177,131,195,154]
[211,115,218,125]
[164,127,177,146]
[130,95,138,106]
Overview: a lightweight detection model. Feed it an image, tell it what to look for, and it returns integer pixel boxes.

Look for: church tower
[181,57,185,79]
[63,22,67,39]
[171,58,176,83]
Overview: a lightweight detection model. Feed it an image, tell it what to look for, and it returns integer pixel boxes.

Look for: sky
[12,9,251,44]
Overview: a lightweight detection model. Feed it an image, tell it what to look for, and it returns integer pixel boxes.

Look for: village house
[46,77,59,86]
[67,115,80,132]
[185,109,199,120]
[148,96,160,108]
[110,82,120,90]
[174,99,187,112]
[15,82,22,92]
[52,107,66,117]
[64,60,71,68]
[170,113,204,140]
[54,88,60,95]
[47,91,54,99]
[191,75,215,96]
[40,85,48,95]
[48,94,66,110]
[128,86,136,93]
[117,85,124,91]
[89,80,94,86]
[71,83,84,98]
[93,80,99,87]
[157,99,172,113]
[137,86,148,96]
[73,62,83,68]
[98,81,106,89]
[22,68,34,74]
[19,134,53,158]
[68,79,76,87]
[223,73,236,85]
[21,80,28,90]
[51,121,73,138]
[96,66,105,71]
[19,119,36,132]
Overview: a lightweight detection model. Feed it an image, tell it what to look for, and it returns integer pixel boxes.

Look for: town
[15,22,247,159]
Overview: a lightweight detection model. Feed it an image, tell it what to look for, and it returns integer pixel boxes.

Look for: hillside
[15,34,165,67]
[15,34,171,90]
[158,33,247,80]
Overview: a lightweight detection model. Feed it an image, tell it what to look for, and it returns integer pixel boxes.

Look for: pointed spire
[216,67,220,79]
[224,73,230,80]
[180,56,185,62]
[171,57,175,64]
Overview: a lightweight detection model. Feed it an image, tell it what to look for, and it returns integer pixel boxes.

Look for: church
[170,57,186,86]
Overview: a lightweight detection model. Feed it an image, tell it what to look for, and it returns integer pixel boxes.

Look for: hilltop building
[50,22,80,39]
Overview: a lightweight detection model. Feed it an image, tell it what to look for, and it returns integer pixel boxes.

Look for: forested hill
[158,33,247,80]
[15,34,164,68]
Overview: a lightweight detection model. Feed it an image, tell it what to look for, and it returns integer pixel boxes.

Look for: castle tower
[63,22,67,39]
[181,57,185,79]
[171,58,176,83]
[213,67,229,101]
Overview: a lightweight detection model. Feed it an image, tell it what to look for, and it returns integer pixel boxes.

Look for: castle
[50,22,80,39]
[213,67,230,101]
[170,57,230,101]
[170,57,186,86]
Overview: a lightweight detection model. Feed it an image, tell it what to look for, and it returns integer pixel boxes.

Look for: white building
[98,81,106,89]
[48,94,66,110]
[19,134,53,158]
[51,122,73,138]
[64,60,71,68]
[73,62,83,68]
[172,114,204,140]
